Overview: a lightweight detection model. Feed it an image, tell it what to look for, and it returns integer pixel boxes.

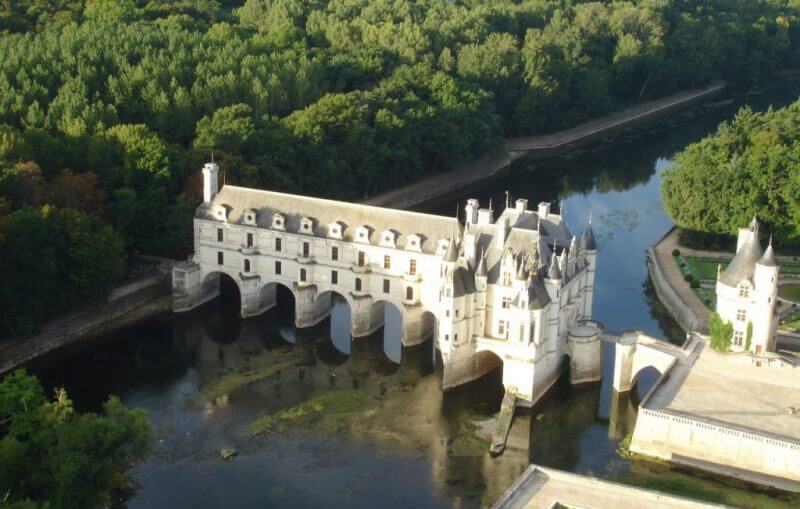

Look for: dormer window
[243,209,257,226]
[405,234,422,252]
[738,285,750,298]
[300,217,314,235]
[355,226,371,244]
[380,230,397,248]
[213,205,228,221]
[272,213,285,230]
[328,221,344,239]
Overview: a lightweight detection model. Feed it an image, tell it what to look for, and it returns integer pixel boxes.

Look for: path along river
[28,78,800,508]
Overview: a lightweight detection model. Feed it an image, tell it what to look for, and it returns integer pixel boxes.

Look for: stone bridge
[602,331,696,393]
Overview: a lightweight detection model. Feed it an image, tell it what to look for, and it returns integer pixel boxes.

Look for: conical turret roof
[516,256,528,280]
[720,230,763,286]
[759,237,778,267]
[444,236,459,262]
[547,252,562,280]
[475,253,487,277]
[583,225,596,250]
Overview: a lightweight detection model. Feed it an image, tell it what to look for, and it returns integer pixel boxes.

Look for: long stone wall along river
[25,77,800,509]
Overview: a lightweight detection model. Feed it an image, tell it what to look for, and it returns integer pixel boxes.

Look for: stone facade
[715,218,779,353]
[173,162,602,404]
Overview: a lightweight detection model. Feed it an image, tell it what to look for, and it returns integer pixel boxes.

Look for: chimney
[538,202,551,219]
[202,162,219,203]
[465,199,480,226]
[515,199,528,213]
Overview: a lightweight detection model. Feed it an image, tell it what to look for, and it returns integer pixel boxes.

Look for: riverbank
[366,81,726,209]
[0,259,174,375]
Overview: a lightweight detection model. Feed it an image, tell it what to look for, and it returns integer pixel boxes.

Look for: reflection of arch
[315,289,353,357]
[203,271,242,311]
[371,299,404,364]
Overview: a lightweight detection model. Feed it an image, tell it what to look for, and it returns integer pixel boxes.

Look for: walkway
[652,228,711,325]
[366,82,726,209]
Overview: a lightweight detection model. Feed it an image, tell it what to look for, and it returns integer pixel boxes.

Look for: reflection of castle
[173,162,602,404]
[715,217,778,353]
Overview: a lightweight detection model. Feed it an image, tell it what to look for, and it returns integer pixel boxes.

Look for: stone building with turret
[715,217,779,353]
[173,162,602,405]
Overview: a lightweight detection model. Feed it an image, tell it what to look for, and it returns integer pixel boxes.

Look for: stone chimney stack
[538,201,551,219]
[203,162,220,203]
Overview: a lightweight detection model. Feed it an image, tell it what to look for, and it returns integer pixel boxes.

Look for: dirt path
[653,228,712,324]
[366,81,726,209]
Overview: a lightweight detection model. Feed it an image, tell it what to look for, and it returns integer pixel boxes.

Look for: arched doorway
[630,366,662,405]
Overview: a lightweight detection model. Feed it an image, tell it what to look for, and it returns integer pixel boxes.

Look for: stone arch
[371,299,405,364]
[630,365,663,405]
[315,289,355,356]
[257,281,297,321]
[202,271,243,314]
[612,332,678,393]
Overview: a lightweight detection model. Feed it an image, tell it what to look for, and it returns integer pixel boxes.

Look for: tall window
[275,261,282,275]
[244,259,250,272]
[406,286,414,300]
[246,233,253,248]
[331,246,339,261]
[498,320,508,337]
[503,272,511,285]
[736,309,747,321]
[217,251,223,265]
[738,285,749,298]
[358,251,365,267]
[331,270,338,285]
[733,330,745,346]
[383,279,390,293]
[300,268,307,282]
[409,259,416,275]
[275,237,282,252]
[303,242,310,258]
[384,255,391,269]
[355,278,362,292]
[217,228,223,242]
[501,297,511,309]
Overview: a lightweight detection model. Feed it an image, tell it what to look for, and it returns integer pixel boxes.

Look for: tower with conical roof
[715,218,779,353]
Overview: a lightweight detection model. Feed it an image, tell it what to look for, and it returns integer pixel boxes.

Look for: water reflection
[26,77,800,508]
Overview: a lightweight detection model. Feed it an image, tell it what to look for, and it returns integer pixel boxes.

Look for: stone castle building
[715,217,779,353]
[173,162,603,405]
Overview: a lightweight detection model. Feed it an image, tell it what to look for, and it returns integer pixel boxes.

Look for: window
[244,259,250,272]
[247,233,253,248]
[409,259,417,275]
[384,255,391,269]
[736,309,747,321]
[446,310,450,317]
[738,285,749,298]
[733,330,745,346]
[498,320,508,337]
[455,309,459,317]
[331,246,339,261]
[275,261,281,275]
[445,288,452,297]
[501,297,511,309]
[383,279,390,293]
[300,268,307,282]
[331,270,338,285]
[217,252,223,265]
[454,334,458,342]
[406,286,413,300]
[358,251,365,267]
[444,334,449,342]
[503,272,511,285]
[217,228,223,242]
[303,242,310,258]
[355,278,362,292]
[275,237,282,252]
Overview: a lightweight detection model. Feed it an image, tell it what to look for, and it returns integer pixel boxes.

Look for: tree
[0,369,153,508]
[709,312,733,352]
[194,104,257,155]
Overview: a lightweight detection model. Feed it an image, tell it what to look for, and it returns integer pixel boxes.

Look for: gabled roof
[198,185,460,254]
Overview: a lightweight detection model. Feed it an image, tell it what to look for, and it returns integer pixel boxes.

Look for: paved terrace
[493,465,726,509]
[646,342,800,441]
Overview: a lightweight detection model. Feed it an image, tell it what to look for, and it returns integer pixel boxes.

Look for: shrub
[684,273,693,283]
[672,248,680,257]
[709,312,732,352]
[690,279,700,289]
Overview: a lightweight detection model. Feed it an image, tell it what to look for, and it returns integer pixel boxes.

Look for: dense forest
[662,99,800,250]
[0,369,153,507]
[1,0,800,337]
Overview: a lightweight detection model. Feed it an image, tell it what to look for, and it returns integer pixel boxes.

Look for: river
[28,77,800,508]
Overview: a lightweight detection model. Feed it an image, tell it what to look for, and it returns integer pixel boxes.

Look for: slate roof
[719,231,763,286]
[759,241,777,267]
[199,185,460,255]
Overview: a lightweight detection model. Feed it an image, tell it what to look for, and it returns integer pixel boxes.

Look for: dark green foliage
[0,369,153,508]
[709,312,733,352]
[684,273,693,283]
[672,248,680,257]
[746,321,753,351]
[663,101,800,249]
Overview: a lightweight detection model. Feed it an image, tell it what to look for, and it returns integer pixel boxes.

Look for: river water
[29,78,800,508]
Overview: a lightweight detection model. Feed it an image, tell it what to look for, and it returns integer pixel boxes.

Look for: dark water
[28,78,800,508]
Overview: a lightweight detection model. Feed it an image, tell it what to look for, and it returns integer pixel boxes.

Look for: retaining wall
[647,247,707,333]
